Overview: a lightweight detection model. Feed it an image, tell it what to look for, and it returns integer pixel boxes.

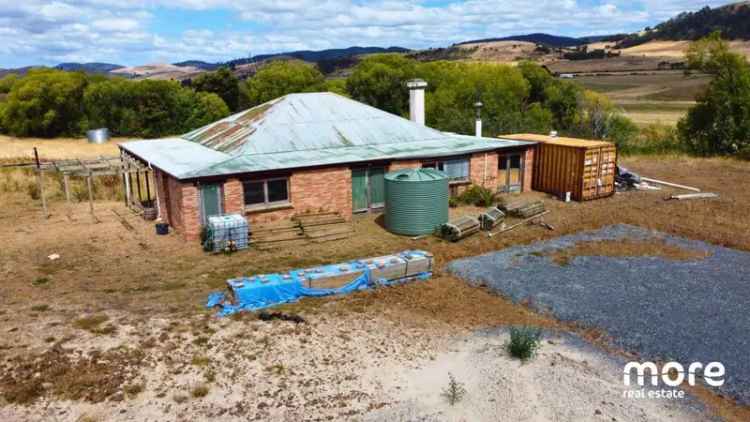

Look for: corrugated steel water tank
[384,168,449,235]
[504,133,617,201]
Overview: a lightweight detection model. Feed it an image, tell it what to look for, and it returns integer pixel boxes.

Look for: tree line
[1,36,747,157]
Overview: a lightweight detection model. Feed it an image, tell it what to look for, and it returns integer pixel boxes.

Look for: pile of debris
[439,200,550,242]
[616,166,718,201]
[249,212,354,250]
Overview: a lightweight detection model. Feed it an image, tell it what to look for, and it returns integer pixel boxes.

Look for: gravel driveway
[448,225,750,404]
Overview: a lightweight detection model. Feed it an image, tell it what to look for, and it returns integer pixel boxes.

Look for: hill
[172,60,221,71]
[225,46,410,67]
[54,62,123,73]
[614,2,750,49]
[456,33,586,48]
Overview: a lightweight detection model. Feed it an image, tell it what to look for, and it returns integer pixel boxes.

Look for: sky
[0,0,733,68]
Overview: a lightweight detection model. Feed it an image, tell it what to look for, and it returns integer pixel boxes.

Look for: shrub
[507,326,542,361]
[456,185,496,206]
[441,373,466,406]
[191,384,209,398]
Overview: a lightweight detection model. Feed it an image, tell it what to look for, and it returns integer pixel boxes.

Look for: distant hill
[54,62,123,73]
[172,60,221,71]
[456,33,587,48]
[614,2,750,49]
[225,46,410,67]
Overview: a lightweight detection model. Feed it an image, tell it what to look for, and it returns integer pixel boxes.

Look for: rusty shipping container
[502,134,617,201]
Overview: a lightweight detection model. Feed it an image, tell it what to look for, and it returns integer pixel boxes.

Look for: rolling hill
[456,33,586,48]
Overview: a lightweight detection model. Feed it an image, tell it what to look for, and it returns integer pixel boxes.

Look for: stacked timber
[478,207,505,231]
[249,212,353,250]
[503,200,546,219]
[441,216,481,242]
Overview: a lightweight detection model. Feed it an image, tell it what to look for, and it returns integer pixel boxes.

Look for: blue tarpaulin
[206,250,432,316]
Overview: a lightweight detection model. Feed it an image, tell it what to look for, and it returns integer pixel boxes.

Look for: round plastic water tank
[384,168,449,236]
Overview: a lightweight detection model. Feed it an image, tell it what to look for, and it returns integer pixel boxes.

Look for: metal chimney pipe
[407,79,428,125]
[474,101,483,137]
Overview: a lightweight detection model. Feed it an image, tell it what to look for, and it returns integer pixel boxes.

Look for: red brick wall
[469,152,499,191]
[223,178,244,215]
[523,147,534,193]
[246,166,353,225]
[389,160,422,171]
[181,184,200,241]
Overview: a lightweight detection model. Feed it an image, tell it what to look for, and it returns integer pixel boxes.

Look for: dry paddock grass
[1,155,750,419]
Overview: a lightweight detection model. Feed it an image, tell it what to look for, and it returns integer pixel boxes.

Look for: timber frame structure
[27,148,155,220]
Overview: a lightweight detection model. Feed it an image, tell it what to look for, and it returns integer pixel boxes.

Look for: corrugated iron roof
[121,93,536,179]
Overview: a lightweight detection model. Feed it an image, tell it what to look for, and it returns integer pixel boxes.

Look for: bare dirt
[1,154,750,420]
[544,238,711,266]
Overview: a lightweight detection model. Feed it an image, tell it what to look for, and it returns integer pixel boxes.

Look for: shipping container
[502,134,617,201]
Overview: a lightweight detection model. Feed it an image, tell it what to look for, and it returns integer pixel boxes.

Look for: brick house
[120,89,536,240]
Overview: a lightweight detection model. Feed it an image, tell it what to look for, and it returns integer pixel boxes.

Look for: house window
[423,158,470,182]
[243,178,290,207]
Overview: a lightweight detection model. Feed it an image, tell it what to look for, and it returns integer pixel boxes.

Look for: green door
[200,184,222,224]
[352,169,368,212]
[369,167,385,208]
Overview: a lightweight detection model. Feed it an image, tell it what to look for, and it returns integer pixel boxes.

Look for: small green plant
[448,197,459,208]
[32,277,50,286]
[124,383,144,397]
[507,326,543,361]
[172,393,188,403]
[191,384,209,398]
[456,185,496,206]
[31,304,50,312]
[191,355,210,367]
[441,373,466,406]
[72,314,114,335]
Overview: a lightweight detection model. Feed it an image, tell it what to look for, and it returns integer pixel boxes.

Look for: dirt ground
[1,155,750,420]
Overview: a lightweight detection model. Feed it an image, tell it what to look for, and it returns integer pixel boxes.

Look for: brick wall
[223,178,244,215]
[246,166,353,225]
[469,152,499,191]
[181,184,200,241]
[523,147,534,193]
[389,160,422,171]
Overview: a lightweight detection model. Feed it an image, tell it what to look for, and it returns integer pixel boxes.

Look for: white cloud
[0,0,733,67]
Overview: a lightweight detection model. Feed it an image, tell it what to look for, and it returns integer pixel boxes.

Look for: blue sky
[0,1,732,68]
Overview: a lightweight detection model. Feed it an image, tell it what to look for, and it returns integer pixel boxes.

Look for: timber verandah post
[33,147,49,219]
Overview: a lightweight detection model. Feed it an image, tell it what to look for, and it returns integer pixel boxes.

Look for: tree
[0,74,19,94]
[678,32,750,155]
[346,54,418,116]
[239,60,325,109]
[191,67,240,112]
[0,69,88,137]
[517,61,554,104]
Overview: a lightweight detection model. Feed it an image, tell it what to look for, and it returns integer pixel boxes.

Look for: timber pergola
[30,148,154,220]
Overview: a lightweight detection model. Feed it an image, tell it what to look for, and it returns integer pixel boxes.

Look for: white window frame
[243,177,290,208]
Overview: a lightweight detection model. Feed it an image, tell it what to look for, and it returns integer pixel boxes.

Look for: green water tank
[384,168,449,236]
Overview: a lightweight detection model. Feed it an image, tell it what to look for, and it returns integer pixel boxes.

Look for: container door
[200,184,222,225]
[368,167,385,209]
[352,168,368,212]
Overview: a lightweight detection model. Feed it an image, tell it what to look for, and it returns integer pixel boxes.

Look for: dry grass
[0,155,749,418]
[0,135,123,161]
[544,239,710,267]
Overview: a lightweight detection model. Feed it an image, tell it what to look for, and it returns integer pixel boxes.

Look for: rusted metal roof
[122,93,536,179]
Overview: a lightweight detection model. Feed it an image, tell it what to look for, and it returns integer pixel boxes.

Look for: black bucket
[155,223,169,235]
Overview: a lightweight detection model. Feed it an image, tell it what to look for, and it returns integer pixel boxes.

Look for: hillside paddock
[1,154,749,421]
